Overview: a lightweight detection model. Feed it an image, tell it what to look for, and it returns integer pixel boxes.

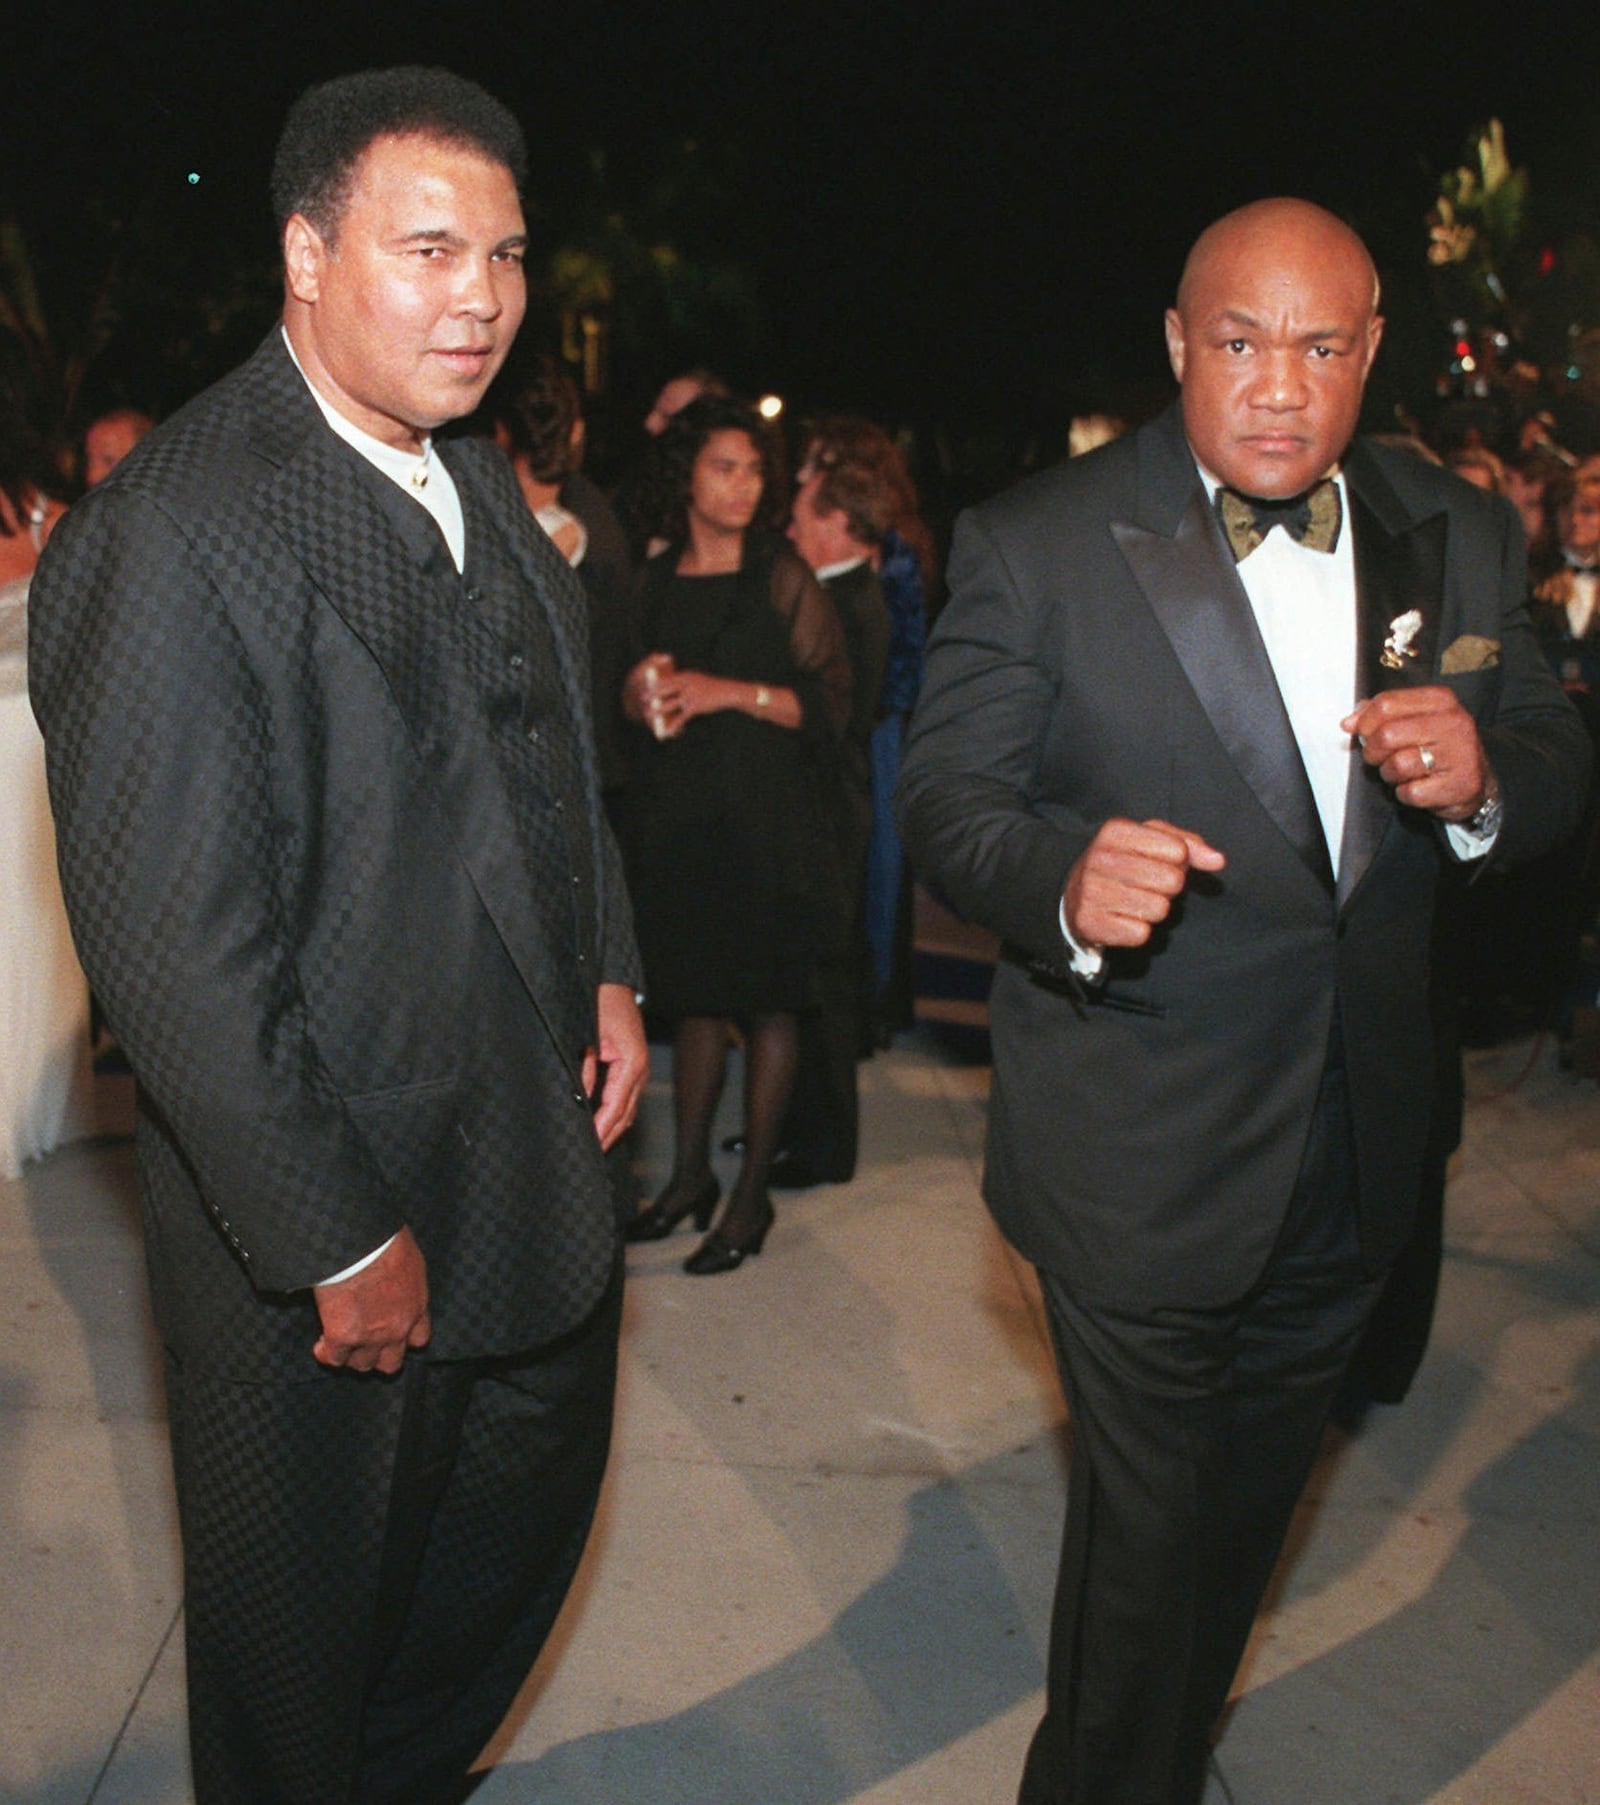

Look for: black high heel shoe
[683,1194,775,1275]
[625,1173,720,1243]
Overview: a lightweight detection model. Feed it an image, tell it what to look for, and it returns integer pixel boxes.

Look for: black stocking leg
[667,1015,728,1197]
[721,1010,797,1243]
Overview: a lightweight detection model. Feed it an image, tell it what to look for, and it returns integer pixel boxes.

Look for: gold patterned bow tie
[1215,478,1342,561]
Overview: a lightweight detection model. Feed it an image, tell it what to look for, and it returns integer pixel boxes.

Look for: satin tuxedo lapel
[246,352,588,1083]
[1336,456,1449,909]
[1111,410,1333,891]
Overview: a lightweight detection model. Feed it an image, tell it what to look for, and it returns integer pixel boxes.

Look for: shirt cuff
[1059,897,1106,981]
[1444,820,1499,862]
[318,1232,399,1288]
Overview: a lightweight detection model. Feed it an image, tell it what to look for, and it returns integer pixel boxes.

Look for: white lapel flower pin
[1381,609,1425,671]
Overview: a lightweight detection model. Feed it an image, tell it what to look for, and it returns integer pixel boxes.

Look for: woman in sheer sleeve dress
[620,396,850,1273]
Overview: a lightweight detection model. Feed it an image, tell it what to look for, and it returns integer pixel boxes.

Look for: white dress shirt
[1202,466,1358,868]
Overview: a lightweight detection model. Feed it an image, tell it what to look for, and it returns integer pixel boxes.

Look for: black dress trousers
[1019,1060,1387,1805]
[171,1267,622,1805]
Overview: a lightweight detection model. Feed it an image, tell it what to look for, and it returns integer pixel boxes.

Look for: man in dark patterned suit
[29,68,646,1804]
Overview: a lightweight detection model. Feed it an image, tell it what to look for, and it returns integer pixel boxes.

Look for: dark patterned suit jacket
[899,403,1589,1312]
[29,332,640,1376]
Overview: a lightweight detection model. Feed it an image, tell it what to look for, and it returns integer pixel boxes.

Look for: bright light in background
[757,393,784,421]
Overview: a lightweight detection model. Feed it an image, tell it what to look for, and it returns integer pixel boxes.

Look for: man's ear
[1163,308,1187,383]
[1361,312,1386,381]
[283,214,326,306]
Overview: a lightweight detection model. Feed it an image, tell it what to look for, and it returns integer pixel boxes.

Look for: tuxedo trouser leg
[1018,1068,1386,1805]
[358,1266,623,1804]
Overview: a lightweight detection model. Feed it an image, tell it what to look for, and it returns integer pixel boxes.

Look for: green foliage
[1425,119,1529,326]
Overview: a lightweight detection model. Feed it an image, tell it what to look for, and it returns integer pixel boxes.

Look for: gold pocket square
[1440,634,1500,674]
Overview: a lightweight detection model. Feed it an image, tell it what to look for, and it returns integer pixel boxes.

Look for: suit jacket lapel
[241,342,588,1074]
[1113,408,1334,890]
[1336,447,1449,908]
[259,423,461,751]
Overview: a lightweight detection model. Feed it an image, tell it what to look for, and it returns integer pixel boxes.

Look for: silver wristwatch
[1465,772,1503,839]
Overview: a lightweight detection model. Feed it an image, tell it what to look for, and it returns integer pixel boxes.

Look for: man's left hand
[1342,686,1490,822]
[583,983,648,1150]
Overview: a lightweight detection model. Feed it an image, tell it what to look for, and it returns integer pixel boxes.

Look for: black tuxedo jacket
[899,404,1588,1311]
[30,333,640,1376]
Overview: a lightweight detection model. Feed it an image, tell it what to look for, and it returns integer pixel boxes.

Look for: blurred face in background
[687,429,764,538]
[787,473,852,571]
[84,409,153,484]
[1560,484,1600,562]
[1505,467,1546,546]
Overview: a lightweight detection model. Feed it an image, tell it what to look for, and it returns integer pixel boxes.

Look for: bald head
[1166,198,1384,499]
[1175,199,1379,319]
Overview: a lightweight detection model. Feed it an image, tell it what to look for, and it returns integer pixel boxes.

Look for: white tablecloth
[1,581,94,1178]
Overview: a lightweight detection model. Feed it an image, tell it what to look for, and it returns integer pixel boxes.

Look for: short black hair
[270,65,526,242]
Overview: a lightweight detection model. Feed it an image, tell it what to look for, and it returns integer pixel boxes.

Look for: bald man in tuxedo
[899,199,1588,1802]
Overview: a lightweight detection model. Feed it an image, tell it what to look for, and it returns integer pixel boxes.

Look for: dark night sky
[11,0,1600,444]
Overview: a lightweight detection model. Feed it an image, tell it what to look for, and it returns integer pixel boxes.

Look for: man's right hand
[311,1226,431,1374]
[1063,817,1227,950]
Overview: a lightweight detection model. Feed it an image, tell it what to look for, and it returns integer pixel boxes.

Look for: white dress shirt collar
[280,327,466,571]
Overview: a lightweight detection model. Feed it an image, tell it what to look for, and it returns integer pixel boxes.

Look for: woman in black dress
[621,396,850,1272]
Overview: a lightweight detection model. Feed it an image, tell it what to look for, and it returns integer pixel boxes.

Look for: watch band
[1465,772,1503,838]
